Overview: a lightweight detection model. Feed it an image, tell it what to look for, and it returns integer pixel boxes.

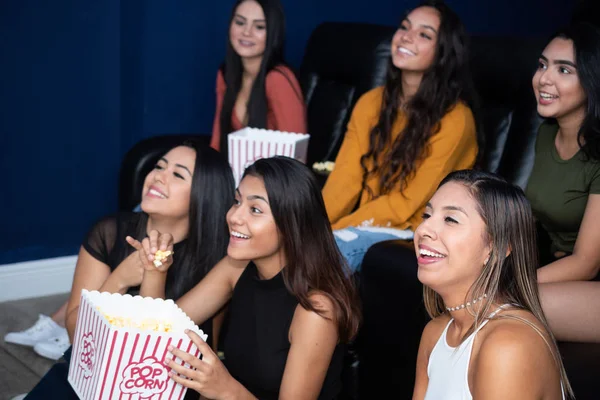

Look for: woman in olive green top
[527,23,600,343]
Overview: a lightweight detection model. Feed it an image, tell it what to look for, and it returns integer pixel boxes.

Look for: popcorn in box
[68,290,207,400]
[227,127,310,186]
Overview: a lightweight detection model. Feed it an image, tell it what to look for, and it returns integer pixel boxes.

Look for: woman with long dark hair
[322,0,479,271]
[526,22,600,343]
[413,170,572,399]
[20,142,235,399]
[210,0,306,153]
[143,156,361,399]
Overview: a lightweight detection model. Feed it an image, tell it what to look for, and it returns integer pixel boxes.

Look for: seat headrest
[300,22,396,92]
[469,36,546,107]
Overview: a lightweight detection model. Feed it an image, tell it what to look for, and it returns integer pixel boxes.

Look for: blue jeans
[333,227,413,272]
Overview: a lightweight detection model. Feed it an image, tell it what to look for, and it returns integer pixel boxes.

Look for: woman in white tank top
[411,170,573,400]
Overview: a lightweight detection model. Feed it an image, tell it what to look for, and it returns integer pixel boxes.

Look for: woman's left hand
[166,329,237,399]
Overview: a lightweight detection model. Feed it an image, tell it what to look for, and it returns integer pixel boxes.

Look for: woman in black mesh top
[63,141,234,342]
[23,141,235,400]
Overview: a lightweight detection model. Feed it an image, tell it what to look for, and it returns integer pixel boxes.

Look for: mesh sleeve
[82,214,118,263]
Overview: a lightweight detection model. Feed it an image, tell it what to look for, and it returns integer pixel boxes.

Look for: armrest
[356,239,428,398]
[118,134,210,211]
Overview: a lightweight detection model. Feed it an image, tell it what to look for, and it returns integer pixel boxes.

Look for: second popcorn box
[68,290,207,400]
[227,127,310,187]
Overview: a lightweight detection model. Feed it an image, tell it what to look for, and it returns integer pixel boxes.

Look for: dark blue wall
[1,0,121,263]
[1,0,574,264]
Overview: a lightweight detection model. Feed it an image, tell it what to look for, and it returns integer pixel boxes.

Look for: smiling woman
[322,0,480,272]
[20,142,235,400]
[412,170,572,400]
[526,22,600,284]
[524,22,600,344]
[210,0,306,153]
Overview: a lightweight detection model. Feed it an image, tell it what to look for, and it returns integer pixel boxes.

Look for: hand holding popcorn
[126,229,174,273]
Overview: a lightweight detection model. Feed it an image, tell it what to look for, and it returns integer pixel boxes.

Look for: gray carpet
[0,293,69,400]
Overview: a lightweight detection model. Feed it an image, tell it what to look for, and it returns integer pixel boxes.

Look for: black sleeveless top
[222,262,344,399]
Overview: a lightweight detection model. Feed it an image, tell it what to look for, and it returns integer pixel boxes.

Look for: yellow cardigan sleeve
[322,89,382,225]
[331,103,477,230]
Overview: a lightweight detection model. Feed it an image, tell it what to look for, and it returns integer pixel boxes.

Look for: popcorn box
[68,290,207,400]
[228,127,310,186]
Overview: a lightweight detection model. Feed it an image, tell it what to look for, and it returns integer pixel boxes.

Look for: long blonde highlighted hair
[423,169,572,398]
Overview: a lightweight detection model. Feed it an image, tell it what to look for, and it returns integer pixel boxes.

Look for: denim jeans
[333,226,413,272]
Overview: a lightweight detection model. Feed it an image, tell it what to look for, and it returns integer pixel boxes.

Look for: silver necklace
[446,294,487,312]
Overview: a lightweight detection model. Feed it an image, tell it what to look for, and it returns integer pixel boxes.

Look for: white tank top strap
[441,317,455,336]
[425,303,561,400]
[470,304,510,336]
[486,303,512,319]
[439,304,513,344]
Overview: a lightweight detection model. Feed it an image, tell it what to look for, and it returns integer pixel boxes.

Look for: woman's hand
[166,329,248,400]
[126,230,174,273]
[111,247,146,289]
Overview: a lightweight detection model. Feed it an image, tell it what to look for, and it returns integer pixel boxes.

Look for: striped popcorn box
[68,290,207,400]
[227,127,310,187]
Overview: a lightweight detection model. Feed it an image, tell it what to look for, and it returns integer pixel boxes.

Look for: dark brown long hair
[361,0,478,198]
[219,0,289,152]
[242,157,361,342]
[163,142,235,300]
[550,22,600,161]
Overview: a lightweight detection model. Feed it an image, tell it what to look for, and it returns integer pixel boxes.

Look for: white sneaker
[4,314,65,347]
[33,329,71,360]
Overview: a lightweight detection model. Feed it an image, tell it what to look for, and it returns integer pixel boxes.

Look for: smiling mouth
[539,92,558,100]
[148,188,167,199]
[419,248,446,258]
[230,230,250,239]
[239,40,255,46]
[397,46,416,56]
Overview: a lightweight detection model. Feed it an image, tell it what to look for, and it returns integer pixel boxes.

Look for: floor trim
[0,255,77,302]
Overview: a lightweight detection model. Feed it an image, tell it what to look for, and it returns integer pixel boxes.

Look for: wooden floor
[0,293,69,400]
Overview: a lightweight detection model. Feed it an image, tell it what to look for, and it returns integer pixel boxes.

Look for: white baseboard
[0,255,78,302]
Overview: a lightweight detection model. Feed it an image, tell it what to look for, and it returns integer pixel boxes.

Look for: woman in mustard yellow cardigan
[323,0,480,271]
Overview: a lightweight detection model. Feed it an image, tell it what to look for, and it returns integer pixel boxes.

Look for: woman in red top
[210,0,306,152]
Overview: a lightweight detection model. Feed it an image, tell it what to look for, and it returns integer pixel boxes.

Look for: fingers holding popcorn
[141,237,153,262]
[126,233,174,272]
[149,229,160,254]
[151,231,174,270]
[158,232,173,252]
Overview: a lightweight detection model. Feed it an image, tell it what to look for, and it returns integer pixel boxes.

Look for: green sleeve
[589,166,600,194]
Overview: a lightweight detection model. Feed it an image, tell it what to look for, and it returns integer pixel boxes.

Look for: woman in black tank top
[144,157,361,399]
